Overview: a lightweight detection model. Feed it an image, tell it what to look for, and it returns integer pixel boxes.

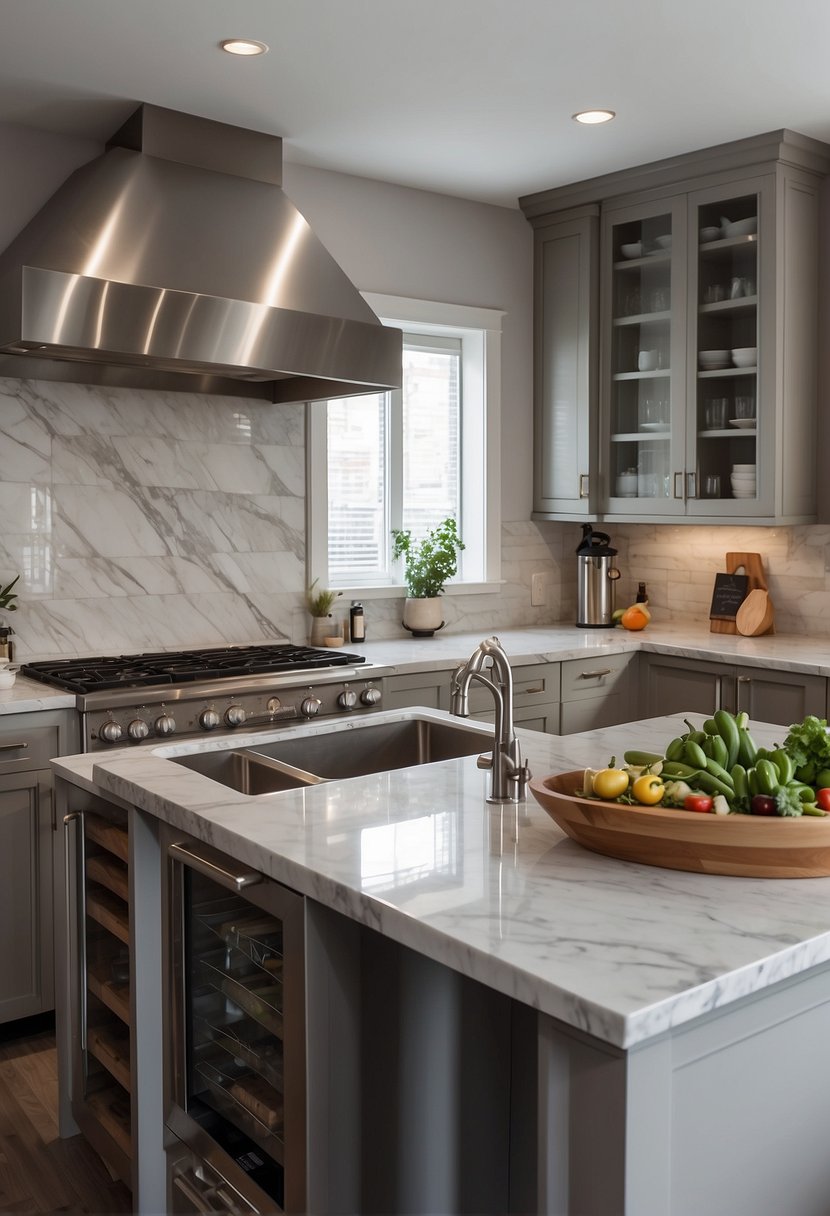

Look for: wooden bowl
[529,771,830,878]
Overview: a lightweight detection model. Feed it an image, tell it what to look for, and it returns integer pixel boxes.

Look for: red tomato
[684,794,713,814]
[816,788,830,812]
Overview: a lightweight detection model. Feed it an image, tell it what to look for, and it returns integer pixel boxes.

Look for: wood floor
[0,1016,133,1215]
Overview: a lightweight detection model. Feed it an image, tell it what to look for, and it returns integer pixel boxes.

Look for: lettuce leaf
[781,715,830,784]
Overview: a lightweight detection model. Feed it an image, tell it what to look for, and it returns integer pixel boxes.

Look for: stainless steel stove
[22,643,383,751]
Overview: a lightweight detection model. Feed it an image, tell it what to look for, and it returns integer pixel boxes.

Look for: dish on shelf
[721,216,758,238]
[620,242,642,259]
[655,234,672,250]
[699,225,721,242]
[729,418,755,428]
[529,771,830,878]
[699,349,731,370]
[731,347,757,368]
[640,423,669,432]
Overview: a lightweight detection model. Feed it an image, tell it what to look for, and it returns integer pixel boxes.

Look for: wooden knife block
[710,552,774,635]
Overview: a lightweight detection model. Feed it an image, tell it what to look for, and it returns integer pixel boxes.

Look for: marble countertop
[5,619,830,719]
[53,707,830,1050]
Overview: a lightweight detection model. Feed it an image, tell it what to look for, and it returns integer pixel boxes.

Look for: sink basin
[170,716,491,794]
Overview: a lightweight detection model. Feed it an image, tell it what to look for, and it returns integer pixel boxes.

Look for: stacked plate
[699,349,731,370]
[731,463,756,498]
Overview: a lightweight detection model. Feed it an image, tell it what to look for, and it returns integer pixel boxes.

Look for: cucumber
[623,750,664,767]
[714,709,741,770]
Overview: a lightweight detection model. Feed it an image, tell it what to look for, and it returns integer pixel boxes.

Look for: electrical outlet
[531,572,547,607]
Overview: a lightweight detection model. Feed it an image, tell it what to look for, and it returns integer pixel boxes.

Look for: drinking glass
[703,474,721,498]
[734,395,756,420]
[704,398,729,429]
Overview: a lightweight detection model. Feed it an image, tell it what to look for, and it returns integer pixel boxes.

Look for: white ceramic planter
[402,596,445,638]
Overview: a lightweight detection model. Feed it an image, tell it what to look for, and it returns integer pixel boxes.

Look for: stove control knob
[225,704,247,728]
[100,720,123,744]
[199,709,221,731]
[154,713,177,737]
[301,696,322,718]
[360,687,382,706]
[127,718,150,742]
[337,690,357,711]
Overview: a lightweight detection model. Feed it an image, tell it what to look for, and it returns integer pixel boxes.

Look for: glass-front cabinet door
[686,175,774,517]
[601,197,687,516]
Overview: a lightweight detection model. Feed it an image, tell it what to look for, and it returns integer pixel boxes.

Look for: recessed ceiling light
[572,109,616,125]
[220,38,269,56]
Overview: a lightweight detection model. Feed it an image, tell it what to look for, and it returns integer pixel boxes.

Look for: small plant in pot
[392,517,464,637]
[0,574,19,666]
[306,579,342,646]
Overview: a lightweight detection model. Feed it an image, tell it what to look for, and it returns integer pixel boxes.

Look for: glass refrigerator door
[182,871,293,1208]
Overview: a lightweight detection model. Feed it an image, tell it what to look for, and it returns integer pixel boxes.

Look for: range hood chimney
[0,104,402,402]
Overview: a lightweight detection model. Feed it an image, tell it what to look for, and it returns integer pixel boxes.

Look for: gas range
[22,643,383,751]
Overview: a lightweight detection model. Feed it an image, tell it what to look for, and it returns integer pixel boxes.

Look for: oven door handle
[168,841,263,891]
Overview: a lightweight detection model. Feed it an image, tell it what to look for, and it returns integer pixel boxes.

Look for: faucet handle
[477,752,494,770]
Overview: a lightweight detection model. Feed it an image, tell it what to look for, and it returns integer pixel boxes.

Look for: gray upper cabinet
[521,131,830,525]
[532,209,599,515]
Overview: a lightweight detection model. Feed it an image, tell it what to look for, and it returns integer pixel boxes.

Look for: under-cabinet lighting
[572,109,616,125]
[220,38,269,56]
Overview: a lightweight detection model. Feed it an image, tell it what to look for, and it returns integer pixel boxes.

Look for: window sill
[329,581,505,601]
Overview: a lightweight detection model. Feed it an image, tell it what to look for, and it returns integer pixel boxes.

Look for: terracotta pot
[402,597,445,638]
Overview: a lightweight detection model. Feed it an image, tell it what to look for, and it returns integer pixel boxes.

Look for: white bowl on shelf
[620,242,643,259]
[700,226,721,242]
[731,347,757,368]
[732,463,756,472]
[729,418,755,428]
[655,234,672,250]
[721,216,758,238]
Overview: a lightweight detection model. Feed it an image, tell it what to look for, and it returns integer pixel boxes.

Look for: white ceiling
[2,0,830,207]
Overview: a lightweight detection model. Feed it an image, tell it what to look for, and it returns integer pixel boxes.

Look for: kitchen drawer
[464,663,559,717]
[382,671,450,712]
[560,652,633,702]
[0,712,72,774]
[559,692,631,736]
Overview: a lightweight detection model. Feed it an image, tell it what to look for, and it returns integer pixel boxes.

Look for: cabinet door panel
[534,212,599,515]
[0,769,53,1022]
[642,656,727,717]
[559,692,632,736]
[735,668,826,728]
[382,673,449,712]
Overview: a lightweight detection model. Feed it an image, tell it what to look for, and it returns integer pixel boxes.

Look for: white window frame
[307,293,503,598]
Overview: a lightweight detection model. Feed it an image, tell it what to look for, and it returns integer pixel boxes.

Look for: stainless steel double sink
[171,716,490,795]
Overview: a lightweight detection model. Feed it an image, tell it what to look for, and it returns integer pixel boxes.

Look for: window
[307,295,503,594]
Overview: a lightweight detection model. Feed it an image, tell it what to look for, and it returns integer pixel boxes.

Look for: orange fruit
[621,605,649,631]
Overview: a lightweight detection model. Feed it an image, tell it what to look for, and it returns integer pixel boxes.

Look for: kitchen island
[52,706,830,1215]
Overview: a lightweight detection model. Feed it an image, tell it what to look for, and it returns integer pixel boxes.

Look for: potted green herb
[306,579,342,646]
[391,517,464,637]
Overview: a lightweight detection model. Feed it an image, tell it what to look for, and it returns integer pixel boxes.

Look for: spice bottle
[349,602,365,643]
[636,582,649,604]
[0,627,13,661]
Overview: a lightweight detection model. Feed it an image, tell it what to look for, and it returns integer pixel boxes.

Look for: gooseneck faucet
[450,636,531,803]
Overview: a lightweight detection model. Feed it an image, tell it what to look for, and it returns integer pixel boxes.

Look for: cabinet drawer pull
[521,685,545,694]
[674,472,685,499]
[579,473,589,498]
[0,740,28,752]
[687,471,697,499]
[579,668,612,679]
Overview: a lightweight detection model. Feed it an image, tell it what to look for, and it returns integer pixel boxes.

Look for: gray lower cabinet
[642,653,826,727]
[381,669,451,712]
[0,709,75,1023]
[559,651,637,735]
[465,662,561,734]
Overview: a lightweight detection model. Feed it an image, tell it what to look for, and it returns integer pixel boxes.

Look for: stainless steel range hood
[0,104,402,402]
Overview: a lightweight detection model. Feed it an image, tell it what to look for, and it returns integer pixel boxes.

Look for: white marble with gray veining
[0,674,74,713]
[52,708,830,1050]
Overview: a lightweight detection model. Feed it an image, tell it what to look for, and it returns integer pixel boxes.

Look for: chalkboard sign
[709,573,749,622]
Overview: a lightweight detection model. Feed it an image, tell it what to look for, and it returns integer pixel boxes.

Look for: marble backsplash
[0,377,574,658]
[2,376,830,657]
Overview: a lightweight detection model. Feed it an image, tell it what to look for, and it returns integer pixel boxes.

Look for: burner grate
[22,643,366,694]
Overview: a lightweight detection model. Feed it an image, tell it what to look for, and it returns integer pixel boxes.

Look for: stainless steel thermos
[576,525,620,628]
